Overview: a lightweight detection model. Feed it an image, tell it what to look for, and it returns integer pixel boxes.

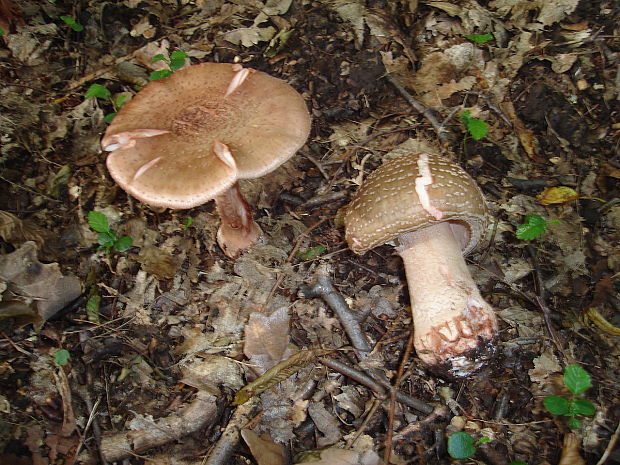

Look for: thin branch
[385,74,453,144]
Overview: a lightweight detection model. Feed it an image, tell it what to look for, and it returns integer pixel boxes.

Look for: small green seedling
[465,33,494,44]
[86,294,101,324]
[60,16,84,32]
[544,364,596,429]
[149,51,188,80]
[515,214,560,240]
[298,245,326,261]
[0,28,5,36]
[181,216,194,230]
[88,211,133,253]
[460,110,489,140]
[447,432,489,459]
[54,349,70,366]
[84,83,127,123]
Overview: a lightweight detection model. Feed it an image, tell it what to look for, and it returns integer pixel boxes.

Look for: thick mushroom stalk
[396,222,497,375]
[344,152,499,377]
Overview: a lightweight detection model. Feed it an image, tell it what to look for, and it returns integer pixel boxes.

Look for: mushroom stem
[396,221,497,376]
[213,182,262,258]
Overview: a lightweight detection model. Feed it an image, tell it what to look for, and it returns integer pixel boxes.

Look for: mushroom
[344,152,498,377]
[101,62,311,257]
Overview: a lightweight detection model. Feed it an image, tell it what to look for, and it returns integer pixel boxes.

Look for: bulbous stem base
[396,221,498,377]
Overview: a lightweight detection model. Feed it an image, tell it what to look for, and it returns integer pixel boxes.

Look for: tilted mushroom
[101,62,311,257]
[344,152,498,377]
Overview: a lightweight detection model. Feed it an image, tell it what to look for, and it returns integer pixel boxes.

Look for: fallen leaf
[244,307,292,375]
[0,242,81,322]
[241,429,286,465]
[537,186,580,205]
[223,27,276,47]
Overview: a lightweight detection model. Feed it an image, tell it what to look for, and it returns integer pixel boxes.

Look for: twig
[97,392,217,462]
[299,270,373,356]
[385,74,453,144]
[304,153,330,180]
[204,398,258,465]
[264,216,333,305]
[319,358,432,415]
[596,417,620,465]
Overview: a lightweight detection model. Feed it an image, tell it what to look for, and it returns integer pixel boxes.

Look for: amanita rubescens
[101,62,311,257]
[344,152,498,377]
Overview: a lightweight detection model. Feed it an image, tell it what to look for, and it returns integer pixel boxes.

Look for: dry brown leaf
[241,429,286,465]
[295,447,384,465]
[244,307,292,375]
[537,186,580,205]
[136,245,181,280]
[557,432,585,465]
[0,211,47,248]
[0,242,81,322]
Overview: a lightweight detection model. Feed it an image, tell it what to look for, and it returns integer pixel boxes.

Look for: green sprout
[447,432,489,459]
[86,294,101,323]
[181,217,194,230]
[60,16,84,32]
[149,51,188,80]
[88,211,133,253]
[297,245,326,261]
[465,33,494,44]
[460,110,489,140]
[543,364,596,429]
[54,349,70,366]
[84,83,127,123]
[0,28,5,36]
[515,214,560,240]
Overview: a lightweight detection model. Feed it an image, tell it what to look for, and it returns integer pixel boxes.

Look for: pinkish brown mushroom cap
[344,152,498,377]
[101,62,311,209]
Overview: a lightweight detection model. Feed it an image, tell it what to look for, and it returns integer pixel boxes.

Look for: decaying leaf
[241,429,286,465]
[136,245,181,279]
[0,211,47,248]
[308,401,341,447]
[223,27,276,47]
[295,447,384,465]
[558,432,585,465]
[244,307,292,375]
[233,348,335,405]
[537,186,580,205]
[0,242,81,322]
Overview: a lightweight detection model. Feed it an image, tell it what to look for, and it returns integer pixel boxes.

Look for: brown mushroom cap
[344,152,488,255]
[101,62,311,209]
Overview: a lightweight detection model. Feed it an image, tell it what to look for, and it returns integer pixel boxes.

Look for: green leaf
[182,217,193,229]
[151,53,167,63]
[97,231,117,248]
[84,83,111,100]
[86,294,101,323]
[298,245,327,260]
[460,110,489,140]
[564,364,592,395]
[516,214,548,240]
[465,33,494,44]
[169,51,188,70]
[567,417,582,429]
[60,16,83,31]
[114,236,133,252]
[572,398,596,416]
[104,112,117,123]
[544,395,570,415]
[54,349,70,366]
[114,94,127,108]
[447,432,477,459]
[149,69,172,81]
[0,28,5,36]
[477,436,490,445]
[88,210,110,233]
[509,462,528,465]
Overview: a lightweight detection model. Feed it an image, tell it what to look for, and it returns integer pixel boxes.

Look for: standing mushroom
[344,152,498,377]
[101,63,311,257]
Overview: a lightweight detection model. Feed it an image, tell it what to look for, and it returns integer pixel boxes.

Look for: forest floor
[0,1,619,464]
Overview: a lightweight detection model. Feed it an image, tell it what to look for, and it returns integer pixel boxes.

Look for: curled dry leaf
[241,429,286,465]
[0,242,81,323]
